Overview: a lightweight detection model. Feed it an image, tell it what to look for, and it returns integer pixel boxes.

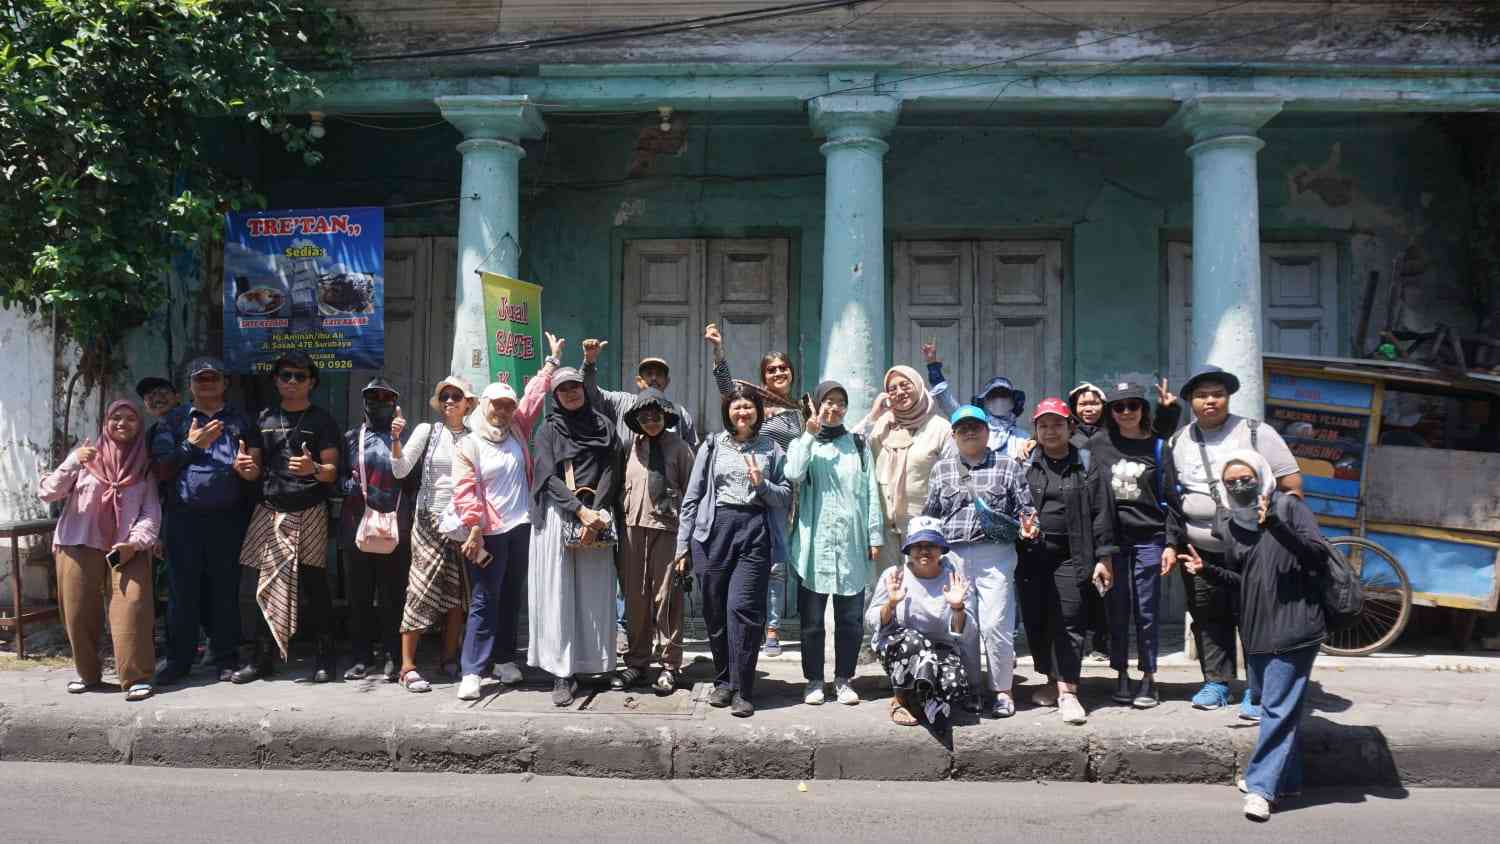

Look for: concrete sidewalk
[2,644,1498,786]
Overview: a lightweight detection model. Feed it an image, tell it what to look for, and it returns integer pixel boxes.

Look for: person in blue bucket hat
[921,340,1029,459]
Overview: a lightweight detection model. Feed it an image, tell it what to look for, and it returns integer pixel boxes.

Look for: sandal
[343,663,369,681]
[66,680,94,694]
[125,683,153,702]
[610,666,644,690]
[399,669,432,693]
[654,669,676,695]
[890,696,920,727]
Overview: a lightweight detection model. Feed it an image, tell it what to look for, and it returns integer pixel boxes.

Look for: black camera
[673,570,694,594]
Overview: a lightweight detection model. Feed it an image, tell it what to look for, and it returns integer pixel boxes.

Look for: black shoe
[610,667,644,690]
[1132,675,1160,709]
[230,639,274,684]
[1112,671,1134,704]
[343,662,368,681]
[730,693,754,718]
[552,676,578,707]
[708,687,734,708]
[313,636,336,683]
[382,658,399,682]
[153,663,189,687]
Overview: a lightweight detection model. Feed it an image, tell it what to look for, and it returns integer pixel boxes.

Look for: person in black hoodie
[339,377,419,684]
[1087,379,1183,708]
[1179,449,1327,822]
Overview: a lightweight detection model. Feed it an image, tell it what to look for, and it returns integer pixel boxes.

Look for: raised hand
[943,569,970,608]
[921,338,939,364]
[1182,544,1206,575]
[391,406,406,439]
[804,413,821,436]
[1156,376,1178,407]
[582,338,607,365]
[743,453,762,488]
[233,439,257,477]
[885,567,907,606]
[288,443,317,477]
[187,416,223,449]
[73,440,98,465]
[703,323,722,348]
[546,330,565,360]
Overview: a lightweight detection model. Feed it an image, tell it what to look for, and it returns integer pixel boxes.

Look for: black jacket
[1197,492,1329,656]
[1018,445,1119,566]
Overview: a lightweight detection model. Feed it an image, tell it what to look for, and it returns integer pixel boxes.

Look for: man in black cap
[234,350,342,683]
[1163,365,1302,713]
[578,339,699,449]
[337,376,417,683]
[149,356,263,685]
[136,376,181,421]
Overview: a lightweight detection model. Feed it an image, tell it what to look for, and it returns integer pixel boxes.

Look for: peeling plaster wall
[0,305,59,604]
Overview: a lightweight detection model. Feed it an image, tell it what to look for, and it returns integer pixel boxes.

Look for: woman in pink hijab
[39,399,161,701]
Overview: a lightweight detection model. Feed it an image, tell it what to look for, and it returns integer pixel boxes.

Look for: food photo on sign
[222,207,385,373]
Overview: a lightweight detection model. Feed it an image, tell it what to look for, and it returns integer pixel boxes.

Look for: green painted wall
[209,112,1473,403]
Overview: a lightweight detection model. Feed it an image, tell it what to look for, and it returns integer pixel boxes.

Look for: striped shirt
[392,421,469,515]
[712,357,802,450]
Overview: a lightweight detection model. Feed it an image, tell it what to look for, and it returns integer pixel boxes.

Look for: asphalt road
[2,762,1496,843]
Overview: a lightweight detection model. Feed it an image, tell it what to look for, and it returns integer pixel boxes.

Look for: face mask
[365,400,397,430]
[1225,476,1260,507]
[984,396,1013,419]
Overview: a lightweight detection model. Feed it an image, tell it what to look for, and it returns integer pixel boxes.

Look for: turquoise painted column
[1174,95,1282,421]
[810,93,901,421]
[436,95,545,389]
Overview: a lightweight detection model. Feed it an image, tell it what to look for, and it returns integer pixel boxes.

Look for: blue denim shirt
[149,403,262,511]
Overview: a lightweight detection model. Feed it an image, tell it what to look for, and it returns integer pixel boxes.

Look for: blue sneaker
[1239,689,1262,722]
[1191,681,1231,710]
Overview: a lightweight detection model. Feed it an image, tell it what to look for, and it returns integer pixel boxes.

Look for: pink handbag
[354,425,401,554]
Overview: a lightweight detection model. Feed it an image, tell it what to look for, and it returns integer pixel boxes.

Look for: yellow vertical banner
[479,272,544,388]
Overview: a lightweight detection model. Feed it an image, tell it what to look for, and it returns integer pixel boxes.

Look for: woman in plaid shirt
[922,404,1038,719]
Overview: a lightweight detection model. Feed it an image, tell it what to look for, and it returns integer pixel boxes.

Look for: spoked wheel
[1321,536,1413,656]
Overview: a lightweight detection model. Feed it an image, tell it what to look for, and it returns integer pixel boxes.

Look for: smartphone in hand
[105,548,123,569]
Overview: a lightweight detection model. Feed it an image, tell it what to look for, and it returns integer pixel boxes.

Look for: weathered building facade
[5,1,1500,611]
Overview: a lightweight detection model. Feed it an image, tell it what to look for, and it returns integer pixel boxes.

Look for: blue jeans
[460,526,529,677]
[1108,539,1163,674]
[767,561,786,632]
[1244,644,1319,800]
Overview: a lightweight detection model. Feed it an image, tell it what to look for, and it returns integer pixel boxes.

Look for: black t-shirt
[1087,429,1166,544]
[1037,454,1073,535]
[258,404,342,512]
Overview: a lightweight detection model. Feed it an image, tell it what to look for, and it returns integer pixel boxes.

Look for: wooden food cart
[1264,354,1500,653]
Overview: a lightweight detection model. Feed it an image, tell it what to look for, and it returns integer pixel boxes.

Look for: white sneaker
[494,661,523,685]
[1059,693,1088,725]
[803,681,826,705]
[1243,793,1271,821]
[834,678,859,706]
[457,674,483,701]
[1237,778,1249,794]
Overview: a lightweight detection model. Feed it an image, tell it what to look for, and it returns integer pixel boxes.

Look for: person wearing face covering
[40,399,162,701]
[527,366,621,706]
[448,353,558,701]
[786,381,883,707]
[921,341,1030,459]
[338,377,419,683]
[1178,450,1328,822]
[611,389,696,694]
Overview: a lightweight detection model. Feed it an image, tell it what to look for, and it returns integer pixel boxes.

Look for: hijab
[811,380,849,443]
[543,381,613,464]
[873,366,937,525]
[1220,448,1277,532]
[470,382,517,444]
[82,399,150,544]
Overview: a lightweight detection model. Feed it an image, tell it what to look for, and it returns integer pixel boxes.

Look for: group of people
[42,324,1336,820]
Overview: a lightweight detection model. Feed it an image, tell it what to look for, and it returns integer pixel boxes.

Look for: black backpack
[1312,534,1365,633]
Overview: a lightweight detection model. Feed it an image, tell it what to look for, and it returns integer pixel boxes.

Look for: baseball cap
[637,357,670,375]
[187,357,227,379]
[1106,382,1147,404]
[949,405,989,427]
[901,515,950,554]
[552,367,585,387]
[134,376,174,398]
[1032,397,1072,421]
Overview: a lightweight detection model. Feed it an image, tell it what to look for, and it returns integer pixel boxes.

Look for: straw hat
[429,375,479,412]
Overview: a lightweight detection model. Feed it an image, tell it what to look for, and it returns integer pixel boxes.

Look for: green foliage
[0,0,350,363]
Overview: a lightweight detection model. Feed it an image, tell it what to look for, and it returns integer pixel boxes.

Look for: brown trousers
[618,525,683,671]
[56,545,155,689]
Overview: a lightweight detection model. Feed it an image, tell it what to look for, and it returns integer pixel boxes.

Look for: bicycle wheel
[1321,536,1413,656]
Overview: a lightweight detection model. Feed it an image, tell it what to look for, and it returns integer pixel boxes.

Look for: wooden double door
[345,236,457,418]
[621,238,790,433]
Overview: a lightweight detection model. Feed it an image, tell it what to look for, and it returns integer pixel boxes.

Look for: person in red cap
[1015,397,1119,725]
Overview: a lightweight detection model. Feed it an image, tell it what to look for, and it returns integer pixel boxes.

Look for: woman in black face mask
[1179,449,1330,822]
[338,377,417,682]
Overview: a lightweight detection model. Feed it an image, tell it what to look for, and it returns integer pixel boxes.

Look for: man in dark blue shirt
[149,356,263,684]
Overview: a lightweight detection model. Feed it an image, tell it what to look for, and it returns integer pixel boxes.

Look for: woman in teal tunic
[785,380,884,706]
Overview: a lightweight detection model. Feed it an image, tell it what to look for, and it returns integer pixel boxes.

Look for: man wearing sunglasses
[148,357,262,686]
[235,350,342,684]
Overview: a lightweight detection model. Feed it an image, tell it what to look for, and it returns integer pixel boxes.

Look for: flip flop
[890,696,919,727]
[399,669,432,693]
[125,683,153,702]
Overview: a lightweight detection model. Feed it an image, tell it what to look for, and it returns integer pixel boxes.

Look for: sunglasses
[438,390,466,403]
[764,364,792,375]
[366,392,397,403]
[1111,400,1145,414]
[190,373,221,383]
[277,371,310,383]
